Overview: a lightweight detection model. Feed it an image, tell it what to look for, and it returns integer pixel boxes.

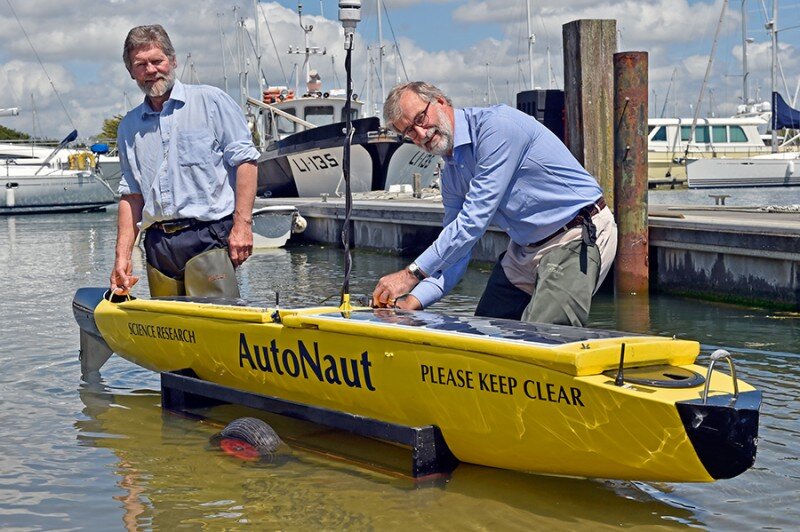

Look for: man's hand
[228,216,253,268]
[372,268,419,308]
[110,257,139,295]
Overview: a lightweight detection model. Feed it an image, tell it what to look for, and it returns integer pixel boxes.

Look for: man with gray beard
[110,25,260,298]
[372,81,617,327]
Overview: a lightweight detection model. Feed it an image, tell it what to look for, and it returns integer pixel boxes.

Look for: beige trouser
[500,206,617,325]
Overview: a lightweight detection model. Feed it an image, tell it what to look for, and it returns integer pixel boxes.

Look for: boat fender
[292,213,307,233]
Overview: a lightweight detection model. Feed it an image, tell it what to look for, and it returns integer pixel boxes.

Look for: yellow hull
[77,291,760,482]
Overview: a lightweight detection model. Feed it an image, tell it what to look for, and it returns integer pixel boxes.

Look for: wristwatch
[407,262,426,281]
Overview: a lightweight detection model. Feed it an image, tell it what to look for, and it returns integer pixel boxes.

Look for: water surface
[0,206,797,530]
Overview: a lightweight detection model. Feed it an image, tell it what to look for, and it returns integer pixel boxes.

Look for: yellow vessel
[73,288,760,483]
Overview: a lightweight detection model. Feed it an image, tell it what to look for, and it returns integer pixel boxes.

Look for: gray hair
[123,25,176,74]
[383,81,453,130]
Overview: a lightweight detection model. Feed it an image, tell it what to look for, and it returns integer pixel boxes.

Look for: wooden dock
[259,196,800,310]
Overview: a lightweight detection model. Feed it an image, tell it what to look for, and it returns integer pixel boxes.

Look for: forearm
[233,161,258,226]
[228,161,258,266]
[115,194,143,261]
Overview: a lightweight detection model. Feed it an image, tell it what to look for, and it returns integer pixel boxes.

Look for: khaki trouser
[476,206,617,327]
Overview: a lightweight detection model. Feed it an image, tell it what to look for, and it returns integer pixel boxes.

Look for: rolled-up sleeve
[213,92,260,166]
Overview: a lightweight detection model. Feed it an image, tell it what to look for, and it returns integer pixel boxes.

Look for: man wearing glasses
[372,81,617,327]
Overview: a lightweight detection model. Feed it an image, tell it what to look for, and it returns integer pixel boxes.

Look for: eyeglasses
[399,101,432,141]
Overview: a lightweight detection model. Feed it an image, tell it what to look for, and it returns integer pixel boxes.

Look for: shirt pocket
[177,130,214,167]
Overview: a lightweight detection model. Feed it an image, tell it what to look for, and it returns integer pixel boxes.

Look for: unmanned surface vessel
[72,288,760,483]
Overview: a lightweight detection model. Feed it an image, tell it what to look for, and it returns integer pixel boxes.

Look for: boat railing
[246,97,316,142]
[703,349,739,404]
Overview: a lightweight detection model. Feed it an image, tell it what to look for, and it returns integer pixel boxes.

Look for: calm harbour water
[0,201,798,531]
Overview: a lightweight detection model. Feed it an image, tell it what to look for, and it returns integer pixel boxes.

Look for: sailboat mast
[377,0,386,108]
[741,0,749,105]
[218,13,229,94]
[526,0,535,89]
[769,0,778,152]
[254,0,263,104]
[686,0,728,158]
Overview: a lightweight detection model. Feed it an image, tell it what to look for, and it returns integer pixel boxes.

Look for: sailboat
[682,0,800,187]
[1,129,118,215]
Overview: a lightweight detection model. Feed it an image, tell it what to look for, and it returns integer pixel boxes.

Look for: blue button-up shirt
[411,105,603,307]
[117,80,260,229]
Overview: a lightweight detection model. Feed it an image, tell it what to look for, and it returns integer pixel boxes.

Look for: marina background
[0,205,797,530]
[2,0,799,141]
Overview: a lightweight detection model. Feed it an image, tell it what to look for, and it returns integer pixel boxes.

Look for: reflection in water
[76,387,700,530]
[0,208,798,530]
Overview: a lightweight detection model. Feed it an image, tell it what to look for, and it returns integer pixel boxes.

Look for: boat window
[340,108,359,122]
[712,126,727,143]
[276,108,297,135]
[694,126,710,143]
[650,126,667,142]
[729,126,748,142]
[304,106,335,127]
[680,125,692,141]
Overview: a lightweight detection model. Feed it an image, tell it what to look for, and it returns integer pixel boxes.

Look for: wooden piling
[562,19,617,203]
[613,51,649,295]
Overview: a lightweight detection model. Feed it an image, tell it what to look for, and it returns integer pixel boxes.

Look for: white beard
[138,70,175,99]
[423,106,454,156]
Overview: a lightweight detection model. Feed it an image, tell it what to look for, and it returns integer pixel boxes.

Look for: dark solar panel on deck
[316,309,635,346]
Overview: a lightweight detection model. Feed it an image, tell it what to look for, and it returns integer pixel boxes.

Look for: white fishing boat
[247,4,439,199]
[252,94,438,198]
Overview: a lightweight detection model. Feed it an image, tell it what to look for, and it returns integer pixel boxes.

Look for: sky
[1,0,799,141]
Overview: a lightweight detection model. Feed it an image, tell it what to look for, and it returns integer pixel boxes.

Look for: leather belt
[529,197,606,248]
[149,214,232,235]
[150,218,199,234]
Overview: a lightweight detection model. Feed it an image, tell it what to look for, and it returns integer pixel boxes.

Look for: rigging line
[242,24,270,87]
[259,3,289,86]
[6,0,76,132]
[179,54,190,81]
[685,0,729,160]
[381,1,409,82]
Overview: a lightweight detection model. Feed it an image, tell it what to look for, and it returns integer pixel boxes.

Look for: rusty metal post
[613,51,649,295]
[562,19,617,203]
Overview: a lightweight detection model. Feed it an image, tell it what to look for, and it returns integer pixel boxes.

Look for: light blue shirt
[117,80,260,229]
[411,105,603,308]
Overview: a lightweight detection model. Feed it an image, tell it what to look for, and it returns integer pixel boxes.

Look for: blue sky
[1,0,798,139]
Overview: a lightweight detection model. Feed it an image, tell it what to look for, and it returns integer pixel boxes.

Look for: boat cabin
[261,85,363,141]
[648,117,770,157]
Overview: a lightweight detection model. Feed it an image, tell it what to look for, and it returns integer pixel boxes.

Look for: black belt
[529,197,606,248]
[150,214,232,234]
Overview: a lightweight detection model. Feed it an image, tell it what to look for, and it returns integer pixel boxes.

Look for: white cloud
[0,0,797,139]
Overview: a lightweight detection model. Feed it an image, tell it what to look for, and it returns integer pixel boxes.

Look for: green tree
[0,124,31,141]
[98,114,123,143]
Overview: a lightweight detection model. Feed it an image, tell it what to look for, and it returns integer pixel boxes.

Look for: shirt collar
[452,108,471,149]
[140,79,186,117]
[442,108,470,164]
